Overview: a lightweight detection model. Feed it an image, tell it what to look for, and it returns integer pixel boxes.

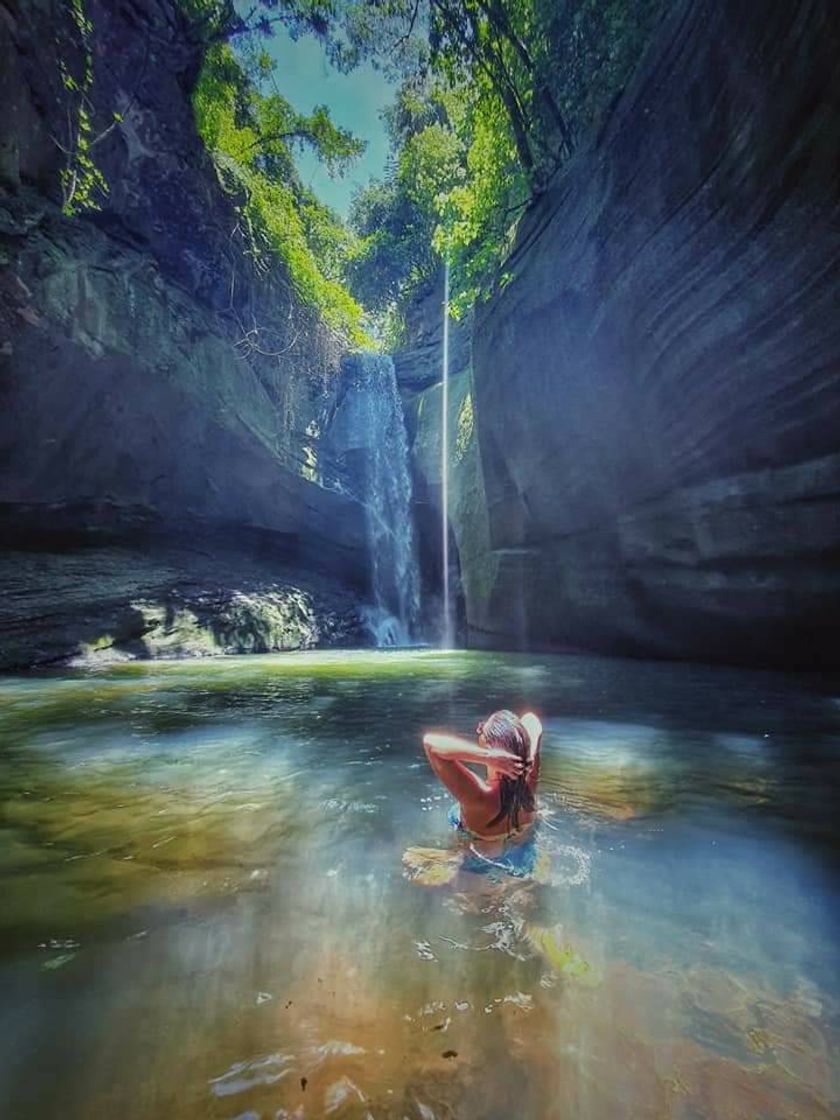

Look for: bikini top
[449,803,536,843]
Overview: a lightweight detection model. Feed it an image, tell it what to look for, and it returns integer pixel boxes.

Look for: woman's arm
[422,732,523,805]
[520,713,543,762]
[520,712,543,783]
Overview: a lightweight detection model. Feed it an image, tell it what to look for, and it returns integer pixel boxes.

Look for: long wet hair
[480,709,535,831]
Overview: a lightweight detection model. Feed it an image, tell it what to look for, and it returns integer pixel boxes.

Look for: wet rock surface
[467,0,840,666]
[0,539,367,669]
[393,272,471,396]
[402,367,497,644]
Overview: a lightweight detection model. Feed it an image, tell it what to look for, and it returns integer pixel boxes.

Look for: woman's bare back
[423,711,543,840]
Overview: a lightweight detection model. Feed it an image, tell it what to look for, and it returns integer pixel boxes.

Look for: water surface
[0,650,837,1119]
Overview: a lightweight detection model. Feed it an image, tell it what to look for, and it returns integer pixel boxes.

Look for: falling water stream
[441,263,453,648]
[331,354,420,645]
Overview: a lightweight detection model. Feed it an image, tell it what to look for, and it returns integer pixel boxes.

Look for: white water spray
[366,355,419,642]
[334,353,420,646]
[441,262,453,648]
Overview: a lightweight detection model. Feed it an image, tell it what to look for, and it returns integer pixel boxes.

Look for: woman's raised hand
[486,746,525,779]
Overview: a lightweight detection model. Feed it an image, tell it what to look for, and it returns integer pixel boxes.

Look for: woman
[420,709,543,879]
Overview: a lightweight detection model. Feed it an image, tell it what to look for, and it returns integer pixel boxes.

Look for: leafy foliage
[54,0,663,347]
[347,74,522,324]
[455,391,474,462]
[345,0,663,321]
[192,41,369,346]
[534,0,663,148]
[56,0,123,216]
[185,0,662,341]
[346,87,463,321]
[179,0,337,53]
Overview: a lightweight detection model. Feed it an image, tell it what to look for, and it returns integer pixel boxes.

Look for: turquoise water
[0,650,837,1119]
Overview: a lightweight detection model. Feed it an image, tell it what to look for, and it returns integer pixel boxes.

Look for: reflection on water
[0,650,838,1118]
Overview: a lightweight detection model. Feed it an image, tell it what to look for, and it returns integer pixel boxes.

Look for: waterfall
[338,353,420,645]
[441,262,453,648]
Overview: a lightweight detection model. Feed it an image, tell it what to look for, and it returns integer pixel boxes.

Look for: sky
[262,29,395,218]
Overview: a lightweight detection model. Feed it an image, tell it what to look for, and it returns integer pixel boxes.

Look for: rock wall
[0,0,370,665]
[403,365,498,644]
[394,275,499,643]
[393,272,471,395]
[0,541,366,669]
[466,0,840,667]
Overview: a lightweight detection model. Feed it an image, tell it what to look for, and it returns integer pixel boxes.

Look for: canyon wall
[0,0,369,666]
[462,0,840,666]
[395,277,495,643]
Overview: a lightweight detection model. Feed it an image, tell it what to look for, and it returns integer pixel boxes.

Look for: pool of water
[0,649,837,1119]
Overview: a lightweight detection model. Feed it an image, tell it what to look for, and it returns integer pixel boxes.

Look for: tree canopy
[181,0,663,346]
[191,31,369,345]
[342,0,663,333]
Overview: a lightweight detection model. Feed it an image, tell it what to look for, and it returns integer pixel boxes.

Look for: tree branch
[393,0,423,53]
[245,128,311,151]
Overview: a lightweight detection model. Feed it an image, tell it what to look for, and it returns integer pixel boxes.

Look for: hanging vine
[54,0,121,216]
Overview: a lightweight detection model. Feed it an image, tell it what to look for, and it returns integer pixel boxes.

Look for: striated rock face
[0,541,365,670]
[0,200,364,569]
[0,0,370,663]
[467,0,840,667]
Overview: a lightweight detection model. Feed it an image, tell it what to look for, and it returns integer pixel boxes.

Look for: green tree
[344,0,663,319]
[346,78,465,337]
[192,41,369,345]
[347,67,527,323]
[186,0,663,334]
[179,0,336,51]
